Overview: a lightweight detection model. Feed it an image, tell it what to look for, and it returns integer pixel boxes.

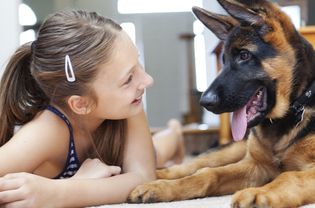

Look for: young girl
[0,10,184,207]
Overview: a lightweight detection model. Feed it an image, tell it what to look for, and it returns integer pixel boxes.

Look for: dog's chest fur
[248,109,315,172]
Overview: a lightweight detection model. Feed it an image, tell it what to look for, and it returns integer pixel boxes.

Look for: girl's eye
[124,75,133,85]
[239,50,251,61]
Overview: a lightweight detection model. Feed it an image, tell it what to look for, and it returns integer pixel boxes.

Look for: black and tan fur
[128,0,315,207]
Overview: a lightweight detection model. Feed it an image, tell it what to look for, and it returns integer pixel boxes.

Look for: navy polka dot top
[47,105,81,179]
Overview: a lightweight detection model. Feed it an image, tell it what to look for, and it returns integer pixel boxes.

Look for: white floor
[91,195,315,208]
[92,195,232,208]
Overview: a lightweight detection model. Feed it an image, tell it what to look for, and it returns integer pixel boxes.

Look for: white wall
[138,13,193,126]
[0,0,21,74]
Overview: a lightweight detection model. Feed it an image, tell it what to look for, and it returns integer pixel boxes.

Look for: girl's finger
[108,166,121,175]
[0,189,24,204]
[3,173,28,179]
[2,200,27,208]
[0,178,23,192]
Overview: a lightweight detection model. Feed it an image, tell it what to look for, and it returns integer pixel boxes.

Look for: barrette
[65,55,76,82]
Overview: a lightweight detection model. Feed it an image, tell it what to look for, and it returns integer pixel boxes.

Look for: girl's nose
[138,71,154,90]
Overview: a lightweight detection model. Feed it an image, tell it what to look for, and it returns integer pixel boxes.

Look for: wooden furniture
[181,124,218,155]
[299,26,315,47]
[179,33,203,124]
[213,26,315,145]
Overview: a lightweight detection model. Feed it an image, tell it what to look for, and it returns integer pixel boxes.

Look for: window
[193,20,207,92]
[277,0,308,28]
[118,0,202,14]
[281,5,301,28]
[120,22,136,43]
[19,3,37,45]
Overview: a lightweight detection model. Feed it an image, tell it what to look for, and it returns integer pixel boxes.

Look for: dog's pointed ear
[192,6,238,40]
[217,0,263,26]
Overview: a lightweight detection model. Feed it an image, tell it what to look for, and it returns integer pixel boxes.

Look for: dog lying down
[128,0,315,207]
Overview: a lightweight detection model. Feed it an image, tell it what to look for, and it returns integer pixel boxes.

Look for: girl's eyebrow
[122,67,133,79]
[119,51,140,84]
[119,65,135,85]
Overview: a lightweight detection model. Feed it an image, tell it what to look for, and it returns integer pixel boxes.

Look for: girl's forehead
[96,32,138,80]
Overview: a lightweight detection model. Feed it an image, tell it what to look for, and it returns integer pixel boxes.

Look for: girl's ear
[67,95,92,115]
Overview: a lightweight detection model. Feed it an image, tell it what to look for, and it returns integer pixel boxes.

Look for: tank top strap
[46,105,73,133]
[46,105,81,179]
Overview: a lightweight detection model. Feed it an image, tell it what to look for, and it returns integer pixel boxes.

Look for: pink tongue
[231,106,247,141]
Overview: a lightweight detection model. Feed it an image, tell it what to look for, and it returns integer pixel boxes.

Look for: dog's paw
[127,181,170,203]
[156,164,188,180]
[231,187,281,208]
[156,168,171,179]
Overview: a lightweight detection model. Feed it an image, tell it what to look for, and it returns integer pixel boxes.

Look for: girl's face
[91,31,153,120]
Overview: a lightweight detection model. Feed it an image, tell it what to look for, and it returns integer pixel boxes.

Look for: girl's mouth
[132,96,142,105]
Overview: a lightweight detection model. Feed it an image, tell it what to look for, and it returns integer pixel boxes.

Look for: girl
[0,10,184,207]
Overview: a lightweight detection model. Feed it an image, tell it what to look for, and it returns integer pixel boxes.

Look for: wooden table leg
[219,113,231,145]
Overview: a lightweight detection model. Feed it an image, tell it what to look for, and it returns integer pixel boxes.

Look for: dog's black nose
[200,91,220,110]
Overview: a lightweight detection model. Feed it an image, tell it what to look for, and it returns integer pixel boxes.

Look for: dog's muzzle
[200,90,220,112]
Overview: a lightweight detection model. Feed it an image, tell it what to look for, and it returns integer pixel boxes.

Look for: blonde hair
[0,10,126,166]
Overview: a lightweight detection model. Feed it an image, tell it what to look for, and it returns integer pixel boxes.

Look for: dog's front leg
[157,140,247,180]
[232,168,315,208]
[128,158,269,203]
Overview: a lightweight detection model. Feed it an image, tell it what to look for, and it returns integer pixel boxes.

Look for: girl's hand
[0,172,56,208]
[73,158,121,179]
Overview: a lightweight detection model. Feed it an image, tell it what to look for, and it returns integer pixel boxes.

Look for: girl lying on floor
[0,10,184,207]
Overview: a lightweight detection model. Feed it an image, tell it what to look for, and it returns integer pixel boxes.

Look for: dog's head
[193,0,301,141]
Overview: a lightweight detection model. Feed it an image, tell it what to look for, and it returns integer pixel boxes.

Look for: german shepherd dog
[128,0,315,207]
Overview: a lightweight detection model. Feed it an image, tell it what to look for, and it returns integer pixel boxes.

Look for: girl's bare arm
[123,108,156,180]
[0,109,156,207]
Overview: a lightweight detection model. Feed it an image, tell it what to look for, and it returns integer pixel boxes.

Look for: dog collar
[290,104,305,126]
[290,81,315,126]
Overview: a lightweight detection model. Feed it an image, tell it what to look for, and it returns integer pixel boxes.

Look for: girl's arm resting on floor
[0,171,147,207]
[54,172,147,207]
[0,109,156,207]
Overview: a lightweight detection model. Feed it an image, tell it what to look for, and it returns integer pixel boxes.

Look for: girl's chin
[105,104,144,120]
[130,102,143,113]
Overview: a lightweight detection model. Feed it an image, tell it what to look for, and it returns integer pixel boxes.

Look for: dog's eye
[221,54,225,64]
[239,50,251,61]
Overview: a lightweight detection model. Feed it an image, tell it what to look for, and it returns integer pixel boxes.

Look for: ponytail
[0,43,49,145]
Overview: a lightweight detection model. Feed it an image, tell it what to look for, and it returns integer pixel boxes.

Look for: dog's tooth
[256,94,261,100]
[250,107,257,114]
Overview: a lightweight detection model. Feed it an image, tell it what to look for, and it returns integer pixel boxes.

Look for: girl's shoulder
[19,109,69,137]
[13,109,71,154]
[0,109,72,175]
